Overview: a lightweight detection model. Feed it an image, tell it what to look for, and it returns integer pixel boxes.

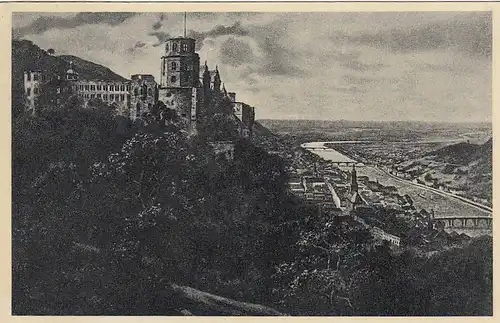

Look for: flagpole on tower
[184,12,187,37]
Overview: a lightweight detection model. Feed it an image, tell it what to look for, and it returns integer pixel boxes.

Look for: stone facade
[72,80,130,113]
[129,74,158,120]
[232,101,255,140]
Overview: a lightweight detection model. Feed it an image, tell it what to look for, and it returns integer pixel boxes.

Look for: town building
[371,226,402,247]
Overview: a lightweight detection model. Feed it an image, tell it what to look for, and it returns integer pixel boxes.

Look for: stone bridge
[331,161,367,167]
[434,216,492,229]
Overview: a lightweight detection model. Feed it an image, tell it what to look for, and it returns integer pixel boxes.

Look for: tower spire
[184,12,187,37]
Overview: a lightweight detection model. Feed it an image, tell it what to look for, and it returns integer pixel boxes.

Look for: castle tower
[158,35,201,135]
[159,38,200,89]
[350,164,358,193]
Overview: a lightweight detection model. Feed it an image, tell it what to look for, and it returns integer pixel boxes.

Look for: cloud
[219,37,254,67]
[339,59,385,72]
[13,12,138,38]
[341,12,491,57]
[152,14,165,30]
[149,31,171,47]
[188,21,249,50]
[328,48,386,72]
[342,74,376,86]
[127,40,147,53]
[256,36,305,76]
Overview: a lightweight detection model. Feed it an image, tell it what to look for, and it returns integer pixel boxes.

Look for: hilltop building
[24,62,131,115]
[22,24,256,141]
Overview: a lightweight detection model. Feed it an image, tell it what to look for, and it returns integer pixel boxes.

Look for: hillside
[424,142,482,165]
[398,138,492,204]
[12,39,126,113]
[58,54,128,82]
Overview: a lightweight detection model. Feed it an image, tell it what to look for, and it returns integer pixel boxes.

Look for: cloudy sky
[13,11,491,122]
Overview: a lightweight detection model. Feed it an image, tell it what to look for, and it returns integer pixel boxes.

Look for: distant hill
[12,39,127,112]
[424,139,492,167]
[424,142,482,165]
[258,119,492,133]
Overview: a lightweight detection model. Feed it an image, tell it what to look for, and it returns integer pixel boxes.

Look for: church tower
[350,164,358,193]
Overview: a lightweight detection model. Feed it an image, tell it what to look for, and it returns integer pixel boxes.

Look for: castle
[23,34,255,141]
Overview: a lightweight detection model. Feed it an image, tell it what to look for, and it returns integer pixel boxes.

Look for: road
[375,166,492,214]
[354,166,491,219]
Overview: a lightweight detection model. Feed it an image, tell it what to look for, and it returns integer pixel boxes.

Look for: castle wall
[158,86,201,135]
[129,75,158,120]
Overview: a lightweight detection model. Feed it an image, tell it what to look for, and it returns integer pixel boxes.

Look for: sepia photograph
[10,7,493,316]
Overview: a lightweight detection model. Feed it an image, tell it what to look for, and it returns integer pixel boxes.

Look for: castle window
[91,94,95,99]
[120,85,125,91]
[33,74,39,81]
[41,75,46,81]
[171,62,177,70]
[97,93,101,99]
[126,85,130,91]
[148,88,152,96]
[85,85,89,91]
[115,85,119,91]
[127,94,131,102]
[110,94,114,101]
[172,43,178,52]
[97,85,101,91]
[103,94,108,101]
[27,73,31,81]
[136,103,141,117]
[91,85,95,91]
[134,88,139,96]
[171,75,176,83]
[120,94,125,101]
[182,43,188,52]
[26,88,31,96]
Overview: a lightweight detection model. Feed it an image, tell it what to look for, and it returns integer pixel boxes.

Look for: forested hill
[58,54,128,82]
[424,139,492,166]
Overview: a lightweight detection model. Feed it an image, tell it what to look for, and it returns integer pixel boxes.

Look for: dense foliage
[12,101,492,315]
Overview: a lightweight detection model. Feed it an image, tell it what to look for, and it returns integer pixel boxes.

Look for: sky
[12,11,492,122]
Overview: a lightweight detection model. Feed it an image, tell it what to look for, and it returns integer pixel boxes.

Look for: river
[303,141,492,221]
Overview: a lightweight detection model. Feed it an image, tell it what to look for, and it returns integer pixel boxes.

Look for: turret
[213,65,221,92]
[222,83,228,97]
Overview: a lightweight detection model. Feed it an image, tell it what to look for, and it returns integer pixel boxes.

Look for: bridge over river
[300,142,369,166]
[302,141,492,234]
